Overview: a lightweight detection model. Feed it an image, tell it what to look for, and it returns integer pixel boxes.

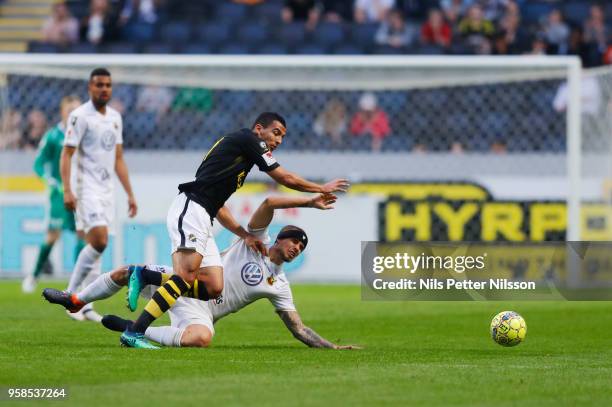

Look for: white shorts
[166,193,222,268]
[75,195,114,234]
[169,297,215,336]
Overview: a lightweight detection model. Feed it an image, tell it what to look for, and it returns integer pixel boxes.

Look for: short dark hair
[90,67,111,80]
[252,112,286,129]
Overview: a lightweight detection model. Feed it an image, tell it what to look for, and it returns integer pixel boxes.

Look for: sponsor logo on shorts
[241,262,263,286]
[188,233,197,243]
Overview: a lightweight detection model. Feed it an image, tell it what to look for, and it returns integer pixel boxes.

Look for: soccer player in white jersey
[53,67,137,321]
[43,194,360,350]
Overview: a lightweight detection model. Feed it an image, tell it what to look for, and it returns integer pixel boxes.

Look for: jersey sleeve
[64,111,87,147]
[268,280,296,312]
[242,135,280,172]
[247,225,271,245]
[115,114,123,145]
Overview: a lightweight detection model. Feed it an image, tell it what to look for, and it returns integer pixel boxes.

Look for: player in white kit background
[56,67,137,321]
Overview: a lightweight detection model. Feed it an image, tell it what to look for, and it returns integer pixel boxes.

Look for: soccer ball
[490,311,527,347]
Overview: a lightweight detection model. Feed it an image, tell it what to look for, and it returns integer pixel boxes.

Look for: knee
[207,281,223,299]
[90,239,107,252]
[110,266,130,286]
[181,326,212,348]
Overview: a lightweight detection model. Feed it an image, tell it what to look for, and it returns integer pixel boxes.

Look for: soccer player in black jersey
[121,112,349,348]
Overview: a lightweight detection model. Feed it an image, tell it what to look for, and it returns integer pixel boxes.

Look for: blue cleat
[126,265,145,312]
[120,330,160,349]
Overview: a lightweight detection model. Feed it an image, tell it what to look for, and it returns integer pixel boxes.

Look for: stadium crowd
[31,0,612,67]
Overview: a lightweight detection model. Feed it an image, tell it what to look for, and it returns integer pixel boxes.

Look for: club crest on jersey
[259,141,267,150]
[267,275,276,285]
[101,130,116,151]
[241,262,263,286]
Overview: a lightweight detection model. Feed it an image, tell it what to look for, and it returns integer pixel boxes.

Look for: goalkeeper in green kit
[22,96,86,296]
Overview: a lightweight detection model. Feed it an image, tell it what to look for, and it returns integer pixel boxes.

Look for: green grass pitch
[0,281,611,406]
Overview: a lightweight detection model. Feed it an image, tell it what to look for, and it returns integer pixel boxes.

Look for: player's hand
[64,190,76,211]
[245,233,268,257]
[334,344,363,350]
[310,193,337,210]
[322,179,350,193]
[127,195,138,218]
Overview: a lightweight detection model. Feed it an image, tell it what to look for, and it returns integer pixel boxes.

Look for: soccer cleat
[82,304,103,323]
[126,265,145,312]
[42,288,85,313]
[22,275,37,294]
[120,330,160,349]
[101,314,134,332]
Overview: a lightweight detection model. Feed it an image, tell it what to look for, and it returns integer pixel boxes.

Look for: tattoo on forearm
[279,311,335,349]
[297,326,335,349]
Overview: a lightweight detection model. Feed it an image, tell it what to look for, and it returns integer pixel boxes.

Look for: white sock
[145,326,185,347]
[67,245,102,293]
[77,272,122,303]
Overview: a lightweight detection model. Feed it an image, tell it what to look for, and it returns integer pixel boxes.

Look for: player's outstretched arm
[267,166,349,194]
[248,194,337,231]
[115,144,137,218]
[60,145,76,211]
[217,205,268,256]
[277,310,362,350]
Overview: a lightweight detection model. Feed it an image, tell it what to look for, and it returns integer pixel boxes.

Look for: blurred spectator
[120,0,161,25]
[479,0,507,22]
[583,4,608,67]
[440,0,472,27]
[490,140,507,154]
[354,0,395,24]
[527,35,547,55]
[421,8,452,48]
[604,45,612,65]
[450,141,464,154]
[21,110,47,150]
[0,109,22,150]
[493,3,525,54]
[282,0,321,30]
[458,4,495,54]
[321,0,353,22]
[542,9,569,55]
[136,85,173,117]
[375,8,417,49]
[313,99,347,146]
[568,27,589,65]
[82,0,117,44]
[350,93,390,152]
[41,2,79,46]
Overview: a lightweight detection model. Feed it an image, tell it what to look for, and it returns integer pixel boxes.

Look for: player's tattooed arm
[278,311,362,350]
[277,310,337,349]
